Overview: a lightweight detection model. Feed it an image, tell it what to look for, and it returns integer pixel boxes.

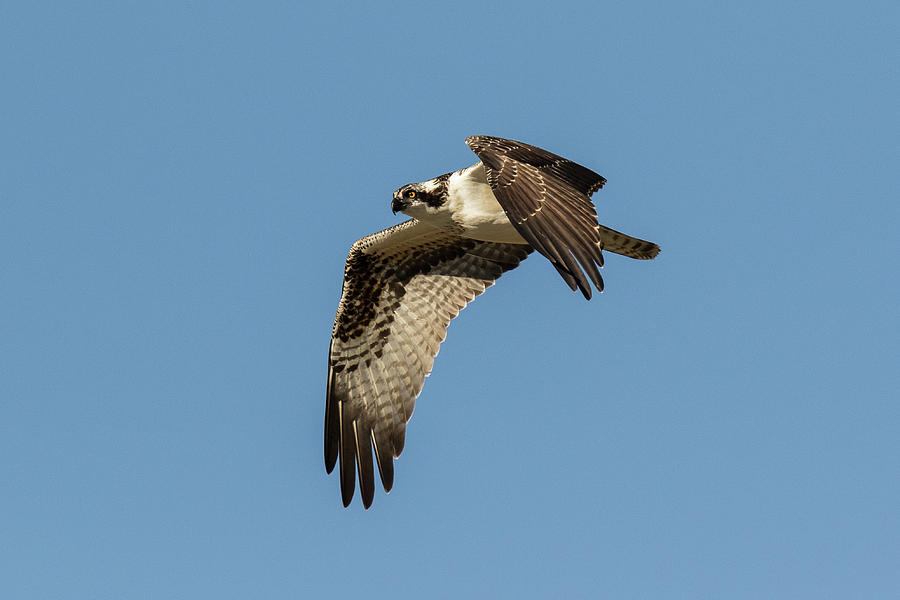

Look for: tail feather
[597,225,660,259]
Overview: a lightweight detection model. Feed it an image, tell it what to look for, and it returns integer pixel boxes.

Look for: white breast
[446,164,528,244]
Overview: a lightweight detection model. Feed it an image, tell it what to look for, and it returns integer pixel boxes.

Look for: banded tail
[597,225,660,260]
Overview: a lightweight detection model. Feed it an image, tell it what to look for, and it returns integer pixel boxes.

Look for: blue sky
[2,1,898,598]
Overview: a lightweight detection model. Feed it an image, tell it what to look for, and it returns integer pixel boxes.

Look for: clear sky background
[2,1,898,598]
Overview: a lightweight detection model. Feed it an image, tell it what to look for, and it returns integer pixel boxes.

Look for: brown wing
[326,219,531,508]
[466,135,659,299]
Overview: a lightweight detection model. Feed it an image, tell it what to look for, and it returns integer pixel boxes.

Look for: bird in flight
[325,135,659,508]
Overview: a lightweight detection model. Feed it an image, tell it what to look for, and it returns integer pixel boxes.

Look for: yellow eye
[406,190,416,199]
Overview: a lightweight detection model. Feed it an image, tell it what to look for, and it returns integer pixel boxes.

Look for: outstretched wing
[466,135,658,299]
[326,219,531,508]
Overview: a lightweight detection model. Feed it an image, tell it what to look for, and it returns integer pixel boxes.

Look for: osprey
[326,136,659,508]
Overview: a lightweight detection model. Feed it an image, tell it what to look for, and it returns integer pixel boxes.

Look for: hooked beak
[391,192,408,214]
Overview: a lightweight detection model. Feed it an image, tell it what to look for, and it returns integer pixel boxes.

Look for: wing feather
[338,400,356,507]
[466,135,659,298]
[371,424,394,491]
[353,419,375,508]
[467,135,607,196]
[326,219,531,507]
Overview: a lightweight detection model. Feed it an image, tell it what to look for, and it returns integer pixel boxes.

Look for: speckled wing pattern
[326,219,532,508]
[466,135,659,299]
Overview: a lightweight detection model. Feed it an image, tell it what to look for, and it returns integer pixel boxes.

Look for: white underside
[445,164,528,244]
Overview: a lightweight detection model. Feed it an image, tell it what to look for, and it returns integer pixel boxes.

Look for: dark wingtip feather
[587,176,607,195]
[354,421,376,509]
[324,411,339,474]
[324,350,340,473]
[338,402,356,508]
[379,461,395,493]
[390,425,406,458]
[324,416,338,473]
[372,429,395,493]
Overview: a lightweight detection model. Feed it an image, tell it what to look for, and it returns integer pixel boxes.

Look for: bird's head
[392,176,449,217]
[391,183,425,215]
